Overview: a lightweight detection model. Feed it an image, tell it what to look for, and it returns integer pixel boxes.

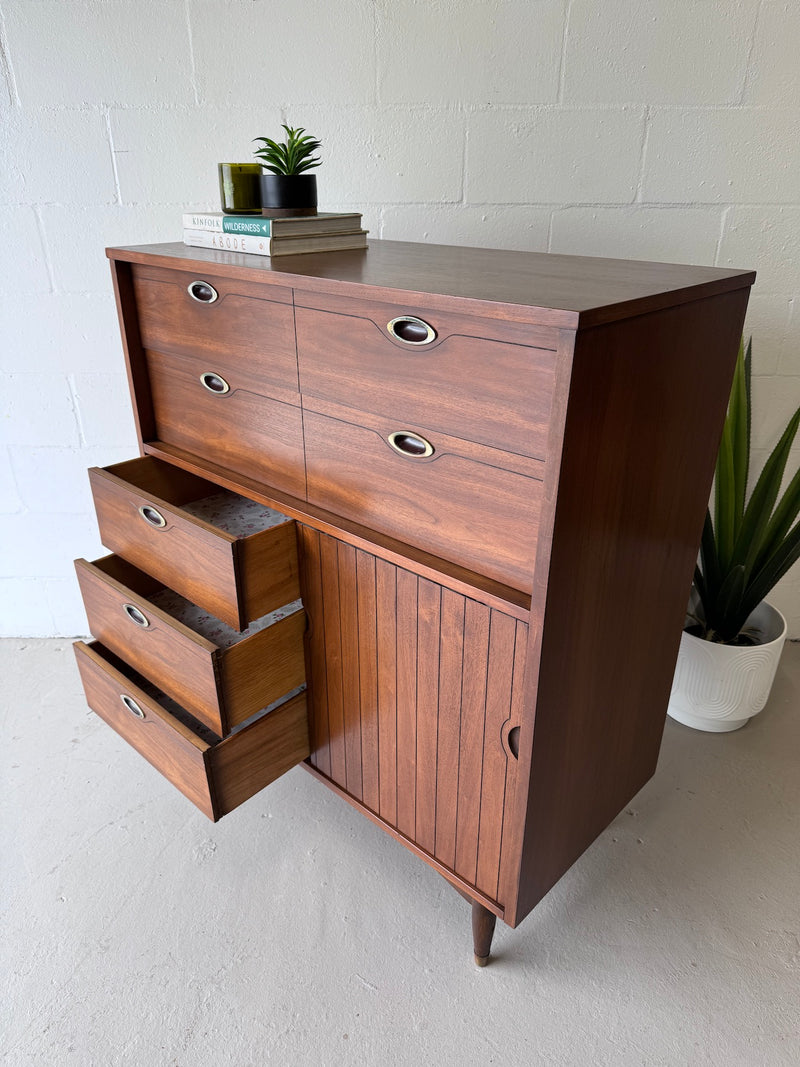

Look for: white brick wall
[1,0,798,636]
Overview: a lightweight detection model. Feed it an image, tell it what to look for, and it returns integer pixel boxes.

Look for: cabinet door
[298,527,527,906]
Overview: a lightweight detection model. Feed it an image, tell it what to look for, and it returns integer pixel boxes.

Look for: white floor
[2,639,799,1067]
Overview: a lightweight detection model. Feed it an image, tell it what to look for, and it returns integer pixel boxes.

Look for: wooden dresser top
[107,239,755,329]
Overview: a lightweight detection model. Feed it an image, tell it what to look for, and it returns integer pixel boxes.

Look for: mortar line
[104,108,123,205]
[714,204,733,267]
[0,7,20,107]
[556,0,574,105]
[373,0,380,106]
[184,0,200,105]
[634,106,651,204]
[32,205,57,292]
[66,374,88,449]
[738,0,764,106]
[461,109,468,205]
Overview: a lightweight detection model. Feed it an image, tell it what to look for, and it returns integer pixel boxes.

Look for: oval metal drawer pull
[386,315,436,345]
[388,430,435,458]
[120,694,145,719]
[123,602,150,629]
[187,279,219,304]
[138,504,167,528]
[200,371,230,394]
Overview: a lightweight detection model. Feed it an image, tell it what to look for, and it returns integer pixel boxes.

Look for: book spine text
[183,229,273,255]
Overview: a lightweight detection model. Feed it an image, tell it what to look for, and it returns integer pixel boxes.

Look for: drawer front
[76,554,221,732]
[304,408,542,592]
[75,555,307,737]
[132,264,299,405]
[89,458,301,630]
[146,348,307,498]
[74,641,310,821]
[295,293,556,460]
[74,640,217,817]
[90,464,240,627]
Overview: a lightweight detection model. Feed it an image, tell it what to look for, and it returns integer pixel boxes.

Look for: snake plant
[253,125,321,175]
[692,337,800,644]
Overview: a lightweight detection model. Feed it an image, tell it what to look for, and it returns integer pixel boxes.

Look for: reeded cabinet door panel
[298,526,528,906]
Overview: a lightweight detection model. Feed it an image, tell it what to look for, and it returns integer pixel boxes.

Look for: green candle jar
[218,163,262,215]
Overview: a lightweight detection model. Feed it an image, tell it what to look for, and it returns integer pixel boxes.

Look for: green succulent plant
[691,337,800,644]
[253,125,322,176]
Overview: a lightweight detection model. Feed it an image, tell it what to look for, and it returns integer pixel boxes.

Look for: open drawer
[88,456,300,630]
[74,641,310,821]
[75,554,306,737]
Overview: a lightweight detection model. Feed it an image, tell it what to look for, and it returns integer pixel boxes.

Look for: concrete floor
[2,639,798,1067]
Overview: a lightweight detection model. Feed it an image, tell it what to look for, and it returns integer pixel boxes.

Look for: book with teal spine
[182,211,362,238]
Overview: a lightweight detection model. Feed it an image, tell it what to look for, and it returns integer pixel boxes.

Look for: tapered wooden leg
[472,901,497,967]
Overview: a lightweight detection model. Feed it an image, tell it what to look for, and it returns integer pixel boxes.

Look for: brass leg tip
[474,953,490,968]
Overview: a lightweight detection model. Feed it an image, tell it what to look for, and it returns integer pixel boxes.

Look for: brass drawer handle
[386,315,436,345]
[388,430,435,458]
[120,694,145,720]
[123,602,150,629]
[199,371,230,394]
[138,504,167,528]
[187,279,219,304]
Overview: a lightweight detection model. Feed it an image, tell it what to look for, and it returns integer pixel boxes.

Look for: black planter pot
[259,173,318,217]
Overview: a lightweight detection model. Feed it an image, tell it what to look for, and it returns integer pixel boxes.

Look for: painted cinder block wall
[1,0,798,637]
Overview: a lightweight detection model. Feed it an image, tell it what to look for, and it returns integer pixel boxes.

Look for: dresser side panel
[110,258,155,449]
[508,286,751,926]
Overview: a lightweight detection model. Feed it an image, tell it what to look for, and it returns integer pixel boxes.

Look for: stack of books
[182,211,367,257]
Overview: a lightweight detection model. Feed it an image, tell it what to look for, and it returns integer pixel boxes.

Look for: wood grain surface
[75,555,222,733]
[109,240,755,329]
[74,640,216,818]
[503,288,751,926]
[76,552,306,735]
[141,439,532,619]
[88,240,755,940]
[303,406,543,592]
[110,258,155,447]
[294,287,560,348]
[89,456,300,631]
[76,554,306,738]
[74,641,310,821]
[298,526,527,905]
[295,295,555,459]
[132,263,299,399]
[146,348,307,497]
[90,462,240,629]
[209,691,310,818]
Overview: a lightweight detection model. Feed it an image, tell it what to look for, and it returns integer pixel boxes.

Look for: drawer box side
[210,692,310,818]
[221,608,307,727]
[237,519,302,623]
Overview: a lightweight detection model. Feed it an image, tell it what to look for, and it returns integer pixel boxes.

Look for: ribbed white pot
[667,600,787,732]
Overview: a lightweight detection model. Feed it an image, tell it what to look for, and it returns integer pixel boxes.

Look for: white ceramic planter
[667,600,787,732]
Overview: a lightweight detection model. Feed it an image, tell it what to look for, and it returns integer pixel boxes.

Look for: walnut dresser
[72,239,754,965]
